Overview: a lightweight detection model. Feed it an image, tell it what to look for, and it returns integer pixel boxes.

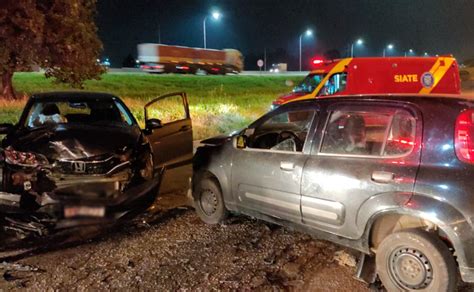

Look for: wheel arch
[363,195,472,279]
[192,166,236,212]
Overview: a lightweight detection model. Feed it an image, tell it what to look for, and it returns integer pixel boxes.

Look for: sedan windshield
[293,73,325,94]
[25,99,135,129]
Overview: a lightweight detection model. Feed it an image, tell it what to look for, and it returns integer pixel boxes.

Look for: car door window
[145,94,189,125]
[248,109,316,152]
[320,107,416,157]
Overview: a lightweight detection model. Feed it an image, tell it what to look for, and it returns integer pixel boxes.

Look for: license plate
[64,206,105,218]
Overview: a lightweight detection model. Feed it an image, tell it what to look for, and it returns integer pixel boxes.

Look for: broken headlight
[4,146,49,167]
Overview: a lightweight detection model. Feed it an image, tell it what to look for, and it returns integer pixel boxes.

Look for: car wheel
[193,177,228,224]
[376,229,457,292]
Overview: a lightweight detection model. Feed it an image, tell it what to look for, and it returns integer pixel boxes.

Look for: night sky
[96,0,474,70]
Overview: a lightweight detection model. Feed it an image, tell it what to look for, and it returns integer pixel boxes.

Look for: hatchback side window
[248,109,316,152]
[384,111,416,156]
[320,108,416,157]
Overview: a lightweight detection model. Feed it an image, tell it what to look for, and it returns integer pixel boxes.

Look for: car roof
[284,93,474,107]
[30,91,120,101]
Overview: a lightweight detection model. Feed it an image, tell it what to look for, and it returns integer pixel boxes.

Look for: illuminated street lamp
[383,43,394,57]
[299,29,313,71]
[404,48,414,57]
[350,38,364,57]
[203,10,221,49]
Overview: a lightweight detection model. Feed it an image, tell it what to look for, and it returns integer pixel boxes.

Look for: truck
[137,43,243,75]
[272,56,461,108]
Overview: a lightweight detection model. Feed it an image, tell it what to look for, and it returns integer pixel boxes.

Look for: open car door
[144,92,193,194]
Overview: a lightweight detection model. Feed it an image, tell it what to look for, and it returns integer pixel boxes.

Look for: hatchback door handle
[280,161,295,171]
[371,171,394,183]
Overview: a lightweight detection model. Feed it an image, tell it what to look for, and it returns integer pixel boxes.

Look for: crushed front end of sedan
[0,91,193,246]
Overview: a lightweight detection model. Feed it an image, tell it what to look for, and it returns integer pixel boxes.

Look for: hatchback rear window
[320,108,416,157]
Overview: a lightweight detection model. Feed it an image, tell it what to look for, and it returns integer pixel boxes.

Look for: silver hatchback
[193,95,474,291]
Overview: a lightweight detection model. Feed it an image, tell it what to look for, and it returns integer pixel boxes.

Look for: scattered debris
[0,262,40,273]
[333,250,357,268]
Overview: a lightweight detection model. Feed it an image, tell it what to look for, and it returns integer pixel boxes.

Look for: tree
[0,0,104,100]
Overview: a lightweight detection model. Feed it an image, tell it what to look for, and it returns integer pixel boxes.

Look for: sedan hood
[8,125,141,161]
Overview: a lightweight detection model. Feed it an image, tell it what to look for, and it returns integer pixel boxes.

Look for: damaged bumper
[0,159,161,237]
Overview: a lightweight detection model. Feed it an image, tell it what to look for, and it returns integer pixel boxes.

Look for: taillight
[455,109,474,163]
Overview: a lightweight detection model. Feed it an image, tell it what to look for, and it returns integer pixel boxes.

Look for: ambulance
[272,56,461,107]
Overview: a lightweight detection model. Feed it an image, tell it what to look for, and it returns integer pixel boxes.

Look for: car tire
[376,229,457,292]
[193,177,228,224]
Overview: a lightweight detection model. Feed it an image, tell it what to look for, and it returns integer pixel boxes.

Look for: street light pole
[203,17,207,49]
[383,44,394,57]
[158,24,161,44]
[299,35,302,71]
[203,11,221,49]
[299,29,312,72]
[350,39,363,58]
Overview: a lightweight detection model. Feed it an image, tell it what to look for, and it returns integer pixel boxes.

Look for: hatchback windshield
[293,73,325,94]
[25,99,134,128]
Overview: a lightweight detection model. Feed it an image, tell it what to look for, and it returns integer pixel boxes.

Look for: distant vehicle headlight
[4,146,49,167]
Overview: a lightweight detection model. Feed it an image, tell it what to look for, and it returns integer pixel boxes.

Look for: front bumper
[0,161,162,230]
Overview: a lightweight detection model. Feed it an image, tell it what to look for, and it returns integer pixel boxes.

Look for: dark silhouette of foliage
[0,0,104,99]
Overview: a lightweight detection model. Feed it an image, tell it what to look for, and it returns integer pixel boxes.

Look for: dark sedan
[0,91,193,246]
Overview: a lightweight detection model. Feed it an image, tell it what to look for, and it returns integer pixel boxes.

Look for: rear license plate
[64,206,105,218]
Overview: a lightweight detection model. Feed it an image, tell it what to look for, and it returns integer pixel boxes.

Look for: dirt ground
[0,192,370,291]
[0,193,472,291]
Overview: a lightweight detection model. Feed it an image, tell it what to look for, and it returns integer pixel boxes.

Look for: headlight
[4,146,49,167]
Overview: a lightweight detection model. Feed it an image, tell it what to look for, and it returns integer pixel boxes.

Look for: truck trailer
[137,43,243,75]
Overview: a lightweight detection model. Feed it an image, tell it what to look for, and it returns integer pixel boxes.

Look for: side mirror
[145,118,162,130]
[0,123,13,135]
[234,135,248,149]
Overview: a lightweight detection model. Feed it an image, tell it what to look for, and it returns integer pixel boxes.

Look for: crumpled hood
[273,91,309,105]
[8,125,141,161]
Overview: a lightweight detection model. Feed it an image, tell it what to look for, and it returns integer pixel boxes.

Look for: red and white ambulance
[273,56,461,107]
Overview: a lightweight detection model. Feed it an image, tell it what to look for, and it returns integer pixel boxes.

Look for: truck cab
[272,56,461,108]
